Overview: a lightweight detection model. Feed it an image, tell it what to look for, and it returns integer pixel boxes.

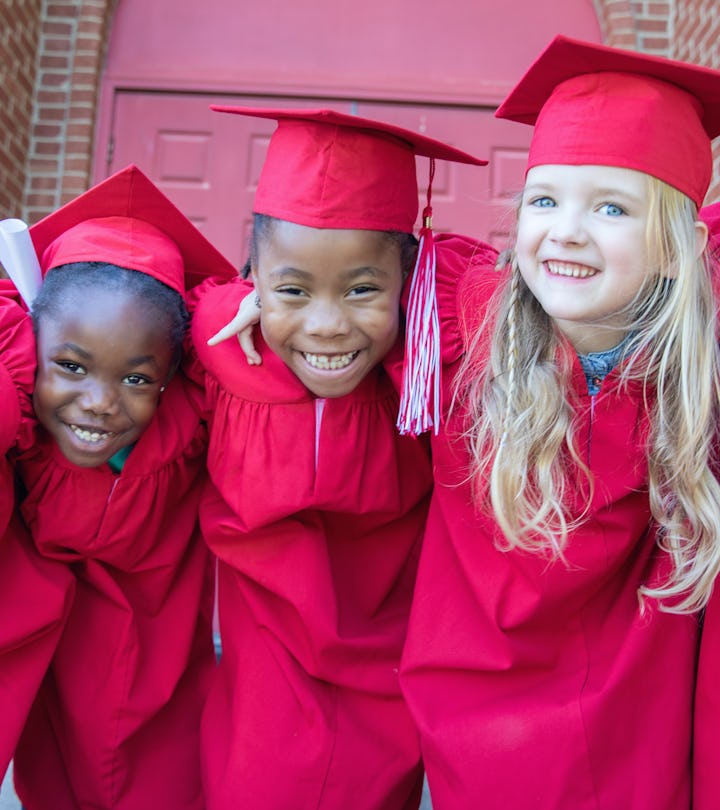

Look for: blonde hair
[457,176,720,612]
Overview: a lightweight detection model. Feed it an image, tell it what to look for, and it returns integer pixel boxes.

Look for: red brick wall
[0,0,42,219]
[24,0,114,223]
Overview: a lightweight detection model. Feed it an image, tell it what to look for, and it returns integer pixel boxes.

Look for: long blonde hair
[457,176,720,612]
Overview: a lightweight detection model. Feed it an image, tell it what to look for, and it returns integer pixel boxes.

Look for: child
[398,36,720,809]
[186,108,490,809]
[12,165,235,810]
[0,280,74,779]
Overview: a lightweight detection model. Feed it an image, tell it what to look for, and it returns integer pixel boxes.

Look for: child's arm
[206,287,262,365]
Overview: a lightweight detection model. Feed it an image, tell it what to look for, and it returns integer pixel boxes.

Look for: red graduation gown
[0,281,74,778]
[13,373,215,810]
[187,278,432,810]
[695,586,720,810]
[693,199,720,810]
[399,236,698,810]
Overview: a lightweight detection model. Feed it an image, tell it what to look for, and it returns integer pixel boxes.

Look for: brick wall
[24,0,114,223]
[0,0,42,219]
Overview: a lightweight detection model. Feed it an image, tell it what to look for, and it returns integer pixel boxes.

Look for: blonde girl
[399,35,720,810]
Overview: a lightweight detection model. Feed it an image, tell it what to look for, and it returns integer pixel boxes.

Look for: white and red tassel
[398,159,441,435]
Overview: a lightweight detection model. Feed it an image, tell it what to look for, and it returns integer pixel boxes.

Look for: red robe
[693,199,720,810]
[187,278,432,810]
[0,280,74,777]
[13,372,215,810]
[399,236,698,809]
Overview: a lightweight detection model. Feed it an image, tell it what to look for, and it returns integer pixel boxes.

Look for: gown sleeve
[0,280,36,456]
[434,233,501,366]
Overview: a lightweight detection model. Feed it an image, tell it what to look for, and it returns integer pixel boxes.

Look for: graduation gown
[0,281,74,778]
[13,373,215,810]
[187,278,432,810]
[399,235,698,810]
[693,199,720,810]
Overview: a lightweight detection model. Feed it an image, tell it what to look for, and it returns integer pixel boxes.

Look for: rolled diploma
[0,218,42,308]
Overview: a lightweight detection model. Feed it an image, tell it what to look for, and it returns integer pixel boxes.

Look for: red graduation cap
[212,105,488,435]
[30,164,236,295]
[495,35,720,207]
[210,106,486,232]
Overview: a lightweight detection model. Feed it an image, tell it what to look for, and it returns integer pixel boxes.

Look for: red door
[107,91,531,268]
[97,0,602,266]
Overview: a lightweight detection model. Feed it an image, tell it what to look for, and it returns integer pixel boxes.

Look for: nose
[304,298,351,338]
[78,378,119,416]
[548,206,588,246]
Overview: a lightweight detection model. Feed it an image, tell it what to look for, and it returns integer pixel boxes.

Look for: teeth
[303,351,359,370]
[546,261,597,278]
[69,424,114,443]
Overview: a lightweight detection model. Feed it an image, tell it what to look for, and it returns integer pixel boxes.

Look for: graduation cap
[495,35,720,206]
[30,164,236,295]
[210,105,486,232]
[211,105,488,435]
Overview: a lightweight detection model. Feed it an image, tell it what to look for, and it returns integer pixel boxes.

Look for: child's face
[34,285,175,467]
[251,220,404,398]
[516,164,652,354]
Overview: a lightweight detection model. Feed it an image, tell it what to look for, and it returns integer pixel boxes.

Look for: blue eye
[530,196,556,208]
[600,203,626,217]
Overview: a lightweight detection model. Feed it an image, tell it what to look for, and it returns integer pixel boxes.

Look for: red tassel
[398,160,440,435]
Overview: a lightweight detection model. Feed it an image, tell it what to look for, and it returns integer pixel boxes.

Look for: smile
[546,261,598,278]
[302,351,359,370]
[69,424,116,443]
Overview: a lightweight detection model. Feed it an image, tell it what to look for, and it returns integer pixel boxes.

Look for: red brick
[40,70,71,87]
[42,20,74,35]
[34,123,63,137]
[28,158,62,173]
[30,175,61,190]
[26,192,57,207]
[34,140,63,155]
[46,4,82,18]
[66,122,93,137]
[40,53,72,69]
[36,90,68,104]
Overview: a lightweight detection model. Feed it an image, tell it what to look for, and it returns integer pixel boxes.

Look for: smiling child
[399,36,720,809]
[12,165,235,810]
[186,108,490,809]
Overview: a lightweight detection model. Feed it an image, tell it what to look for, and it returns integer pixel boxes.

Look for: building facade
[1,0,718,256]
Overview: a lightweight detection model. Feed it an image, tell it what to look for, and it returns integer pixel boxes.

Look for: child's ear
[695,219,709,259]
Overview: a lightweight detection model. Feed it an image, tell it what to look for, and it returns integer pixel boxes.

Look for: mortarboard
[495,35,720,206]
[211,106,488,435]
[210,106,486,232]
[30,164,236,295]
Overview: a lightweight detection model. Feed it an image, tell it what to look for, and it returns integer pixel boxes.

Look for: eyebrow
[524,182,643,203]
[268,265,390,282]
[52,343,160,368]
[51,342,92,359]
[126,355,161,368]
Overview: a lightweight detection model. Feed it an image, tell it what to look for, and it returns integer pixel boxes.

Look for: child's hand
[207,290,262,365]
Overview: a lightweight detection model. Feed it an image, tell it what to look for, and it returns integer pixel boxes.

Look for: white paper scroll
[0,218,42,308]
